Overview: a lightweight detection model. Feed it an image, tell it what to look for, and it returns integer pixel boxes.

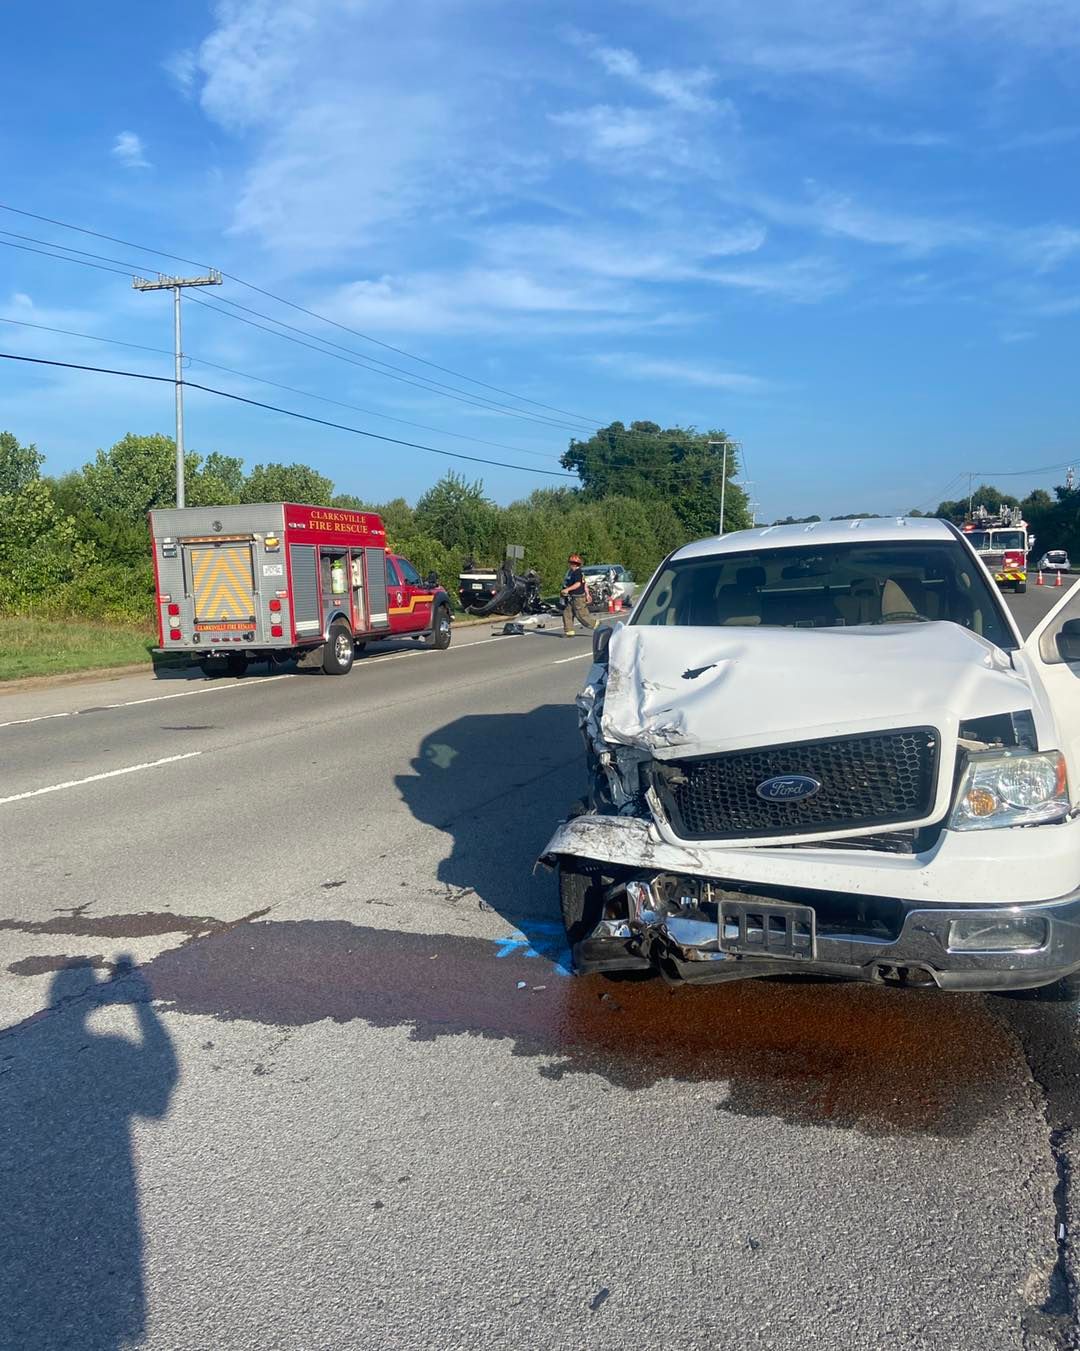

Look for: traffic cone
[1037,570,1044,586]
[608,594,618,613]
[1056,569,1064,587]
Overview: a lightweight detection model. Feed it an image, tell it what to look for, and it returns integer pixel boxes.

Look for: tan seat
[881,578,918,619]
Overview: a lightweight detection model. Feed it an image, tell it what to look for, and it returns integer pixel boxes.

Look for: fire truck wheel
[226,653,248,678]
[1015,582,1027,594]
[430,605,452,650]
[323,622,355,675]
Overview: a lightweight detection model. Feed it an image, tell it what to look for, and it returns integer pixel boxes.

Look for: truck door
[349,551,366,632]
[186,538,257,635]
[320,549,350,632]
[1019,579,1080,803]
[386,557,409,635]
[394,556,434,633]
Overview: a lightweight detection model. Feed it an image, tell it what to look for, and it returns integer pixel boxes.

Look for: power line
[0,350,577,479]
[0,315,177,360]
[198,292,593,433]
[0,238,133,278]
[217,272,605,426]
[0,229,149,275]
[0,201,605,427]
[0,312,563,463]
[183,355,563,462]
[0,225,589,437]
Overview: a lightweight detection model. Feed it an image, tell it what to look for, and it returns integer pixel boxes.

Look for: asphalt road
[1,588,1077,1351]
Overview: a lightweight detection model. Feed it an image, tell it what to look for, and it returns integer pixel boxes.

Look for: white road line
[0,674,294,730]
[359,634,508,665]
[0,751,203,807]
[0,632,529,727]
[552,652,592,664]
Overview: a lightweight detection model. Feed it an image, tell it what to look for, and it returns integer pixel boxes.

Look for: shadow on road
[394,700,584,961]
[0,959,178,1351]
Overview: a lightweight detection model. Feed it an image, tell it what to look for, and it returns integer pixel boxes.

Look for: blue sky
[1,0,1079,521]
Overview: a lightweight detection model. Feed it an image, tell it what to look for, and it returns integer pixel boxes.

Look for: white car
[542,518,1080,994]
[1037,550,1070,572]
[582,563,636,608]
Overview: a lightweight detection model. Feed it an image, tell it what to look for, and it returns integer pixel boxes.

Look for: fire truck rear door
[364,548,391,633]
[186,539,256,629]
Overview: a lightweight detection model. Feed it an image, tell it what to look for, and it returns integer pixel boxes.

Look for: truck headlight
[950,750,1069,831]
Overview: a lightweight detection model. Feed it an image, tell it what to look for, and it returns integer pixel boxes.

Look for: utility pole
[133,270,222,507]
[708,438,735,536]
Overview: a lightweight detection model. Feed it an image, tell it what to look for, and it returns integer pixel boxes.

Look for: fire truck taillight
[167,603,180,618]
[269,599,282,613]
[169,628,181,641]
[271,625,284,638]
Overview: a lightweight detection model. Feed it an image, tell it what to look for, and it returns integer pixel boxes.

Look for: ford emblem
[756,774,821,802]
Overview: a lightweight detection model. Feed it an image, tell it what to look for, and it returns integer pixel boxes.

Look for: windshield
[990,530,1026,551]
[633,540,1015,647]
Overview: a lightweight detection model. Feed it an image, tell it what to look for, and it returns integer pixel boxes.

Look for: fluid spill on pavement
[7,954,109,977]
[0,907,271,941]
[131,918,1012,1136]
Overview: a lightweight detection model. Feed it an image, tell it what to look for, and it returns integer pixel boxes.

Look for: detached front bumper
[543,814,1080,991]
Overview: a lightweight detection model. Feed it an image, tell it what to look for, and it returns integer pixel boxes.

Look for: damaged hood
[599,622,1028,758]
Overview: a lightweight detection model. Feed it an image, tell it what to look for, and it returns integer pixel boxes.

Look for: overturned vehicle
[541,518,1080,993]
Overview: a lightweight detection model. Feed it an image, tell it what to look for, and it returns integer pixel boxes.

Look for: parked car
[542,518,1080,994]
[1037,550,1071,573]
[582,563,636,610]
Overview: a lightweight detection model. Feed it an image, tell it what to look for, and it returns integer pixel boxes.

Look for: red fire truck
[149,502,453,676]
[961,505,1032,594]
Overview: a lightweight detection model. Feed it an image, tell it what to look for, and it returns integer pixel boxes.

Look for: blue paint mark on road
[491,922,572,976]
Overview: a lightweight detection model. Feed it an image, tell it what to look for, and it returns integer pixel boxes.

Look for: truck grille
[653,728,938,841]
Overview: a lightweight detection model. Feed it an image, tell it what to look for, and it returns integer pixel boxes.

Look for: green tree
[562,421,748,538]
[414,472,498,556]
[0,431,43,497]
[190,452,246,506]
[80,433,199,521]
[242,461,335,505]
[0,478,95,609]
[935,484,1018,522]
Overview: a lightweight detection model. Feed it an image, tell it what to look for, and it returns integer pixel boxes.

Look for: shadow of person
[395,702,586,963]
[0,957,179,1351]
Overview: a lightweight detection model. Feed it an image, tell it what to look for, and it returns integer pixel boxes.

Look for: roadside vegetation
[0,615,154,682]
[0,422,749,679]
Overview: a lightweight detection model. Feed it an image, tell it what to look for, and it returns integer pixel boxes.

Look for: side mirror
[1056,618,1080,663]
[424,572,439,587]
[592,620,624,664]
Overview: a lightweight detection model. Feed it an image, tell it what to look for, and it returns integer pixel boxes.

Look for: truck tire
[1015,582,1027,594]
[558,859,606,948]
[323,622,355,675]
[429,605,452,650]
[226,653,248,678]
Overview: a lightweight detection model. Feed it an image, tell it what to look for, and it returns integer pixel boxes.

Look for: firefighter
[561,553,596,637]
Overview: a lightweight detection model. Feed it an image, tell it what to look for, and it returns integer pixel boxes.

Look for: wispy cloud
[999,125,1080,150]
[163,49,197,93]
[587,41,720,114]
[592,352,769,392]
[111,131,150,170]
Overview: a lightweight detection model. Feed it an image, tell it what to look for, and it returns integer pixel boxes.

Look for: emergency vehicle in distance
[961,505,1032,594]
[149,503,453,677]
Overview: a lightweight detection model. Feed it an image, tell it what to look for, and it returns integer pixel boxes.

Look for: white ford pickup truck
[541,518,1080,993]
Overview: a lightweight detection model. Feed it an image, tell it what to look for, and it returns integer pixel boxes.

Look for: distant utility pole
[133,270,223,507]
[708,438,736,536]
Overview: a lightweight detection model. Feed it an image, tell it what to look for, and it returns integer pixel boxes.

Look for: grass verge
[0,615,155,681]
